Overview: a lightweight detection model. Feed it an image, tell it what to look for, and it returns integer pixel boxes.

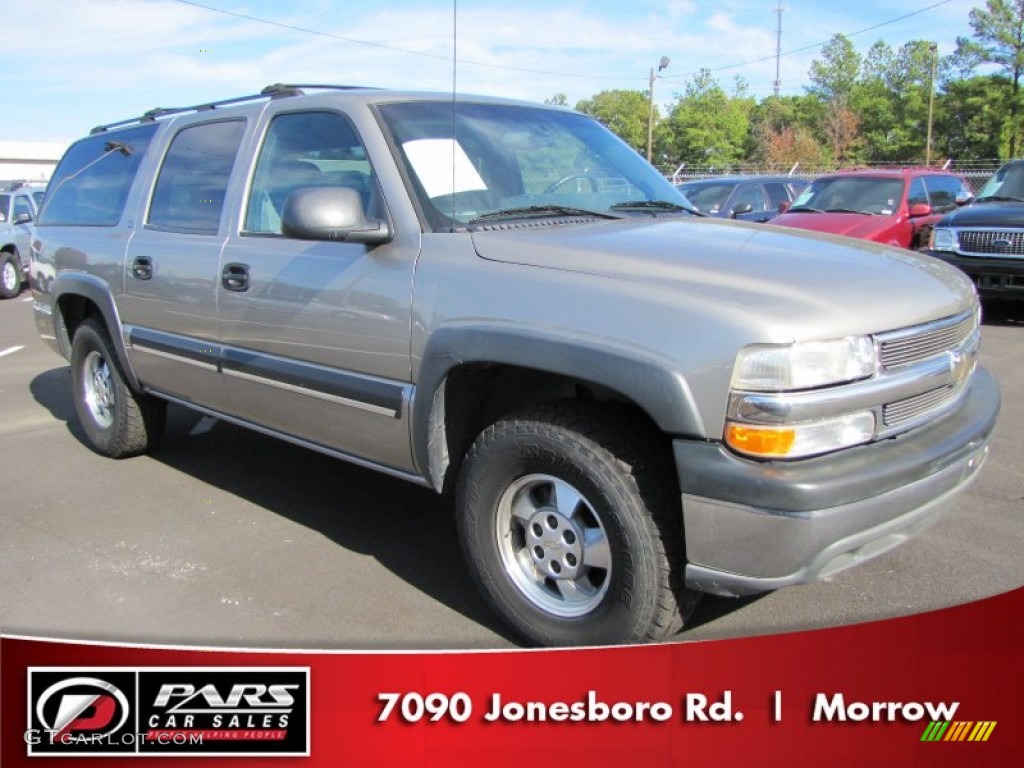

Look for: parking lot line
[0,345,25,358]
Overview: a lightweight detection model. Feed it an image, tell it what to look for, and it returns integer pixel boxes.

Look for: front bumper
[928,250,1024,300]
[675,365,1000,597]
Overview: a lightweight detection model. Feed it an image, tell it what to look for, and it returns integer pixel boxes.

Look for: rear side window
[924,175,973,213]
[148,119,245,234]
[38,124,157,227]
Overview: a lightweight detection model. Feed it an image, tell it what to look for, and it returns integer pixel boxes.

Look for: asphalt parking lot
[0,293,1021,649]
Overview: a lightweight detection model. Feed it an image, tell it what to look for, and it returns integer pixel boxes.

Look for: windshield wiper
[610,200,701,215]
[468,205,621,225]
[786,205,823,213]
[976,194,1024,203]
[824,208,873,215]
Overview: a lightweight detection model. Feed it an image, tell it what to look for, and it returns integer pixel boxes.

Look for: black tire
[70,319,166,458]
[456,401,691,646]
[0,251,21,299]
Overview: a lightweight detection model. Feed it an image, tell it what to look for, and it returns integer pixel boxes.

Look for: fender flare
[412,325,705,490]
[51,272,141,391]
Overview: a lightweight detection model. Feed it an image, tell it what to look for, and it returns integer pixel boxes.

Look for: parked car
[32,85,997,646]
[0,183,40,299]
[676,175,807,222]
[769,168,973,249]
[927,159,1024,304]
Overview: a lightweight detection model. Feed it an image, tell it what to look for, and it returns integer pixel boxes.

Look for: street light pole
[926,43,937,166]
[647,56,670,163]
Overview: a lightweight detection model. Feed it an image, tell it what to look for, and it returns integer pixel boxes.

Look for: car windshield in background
[377,101,694,230]
[976,163,1024,202]
[678,182,733,213]
[790,176,905,215]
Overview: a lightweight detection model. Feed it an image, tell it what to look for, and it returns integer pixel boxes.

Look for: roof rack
[89,83,376,135]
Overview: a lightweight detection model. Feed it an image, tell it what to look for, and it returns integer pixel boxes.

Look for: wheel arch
[413,325,704,493]
[52,273,141,391]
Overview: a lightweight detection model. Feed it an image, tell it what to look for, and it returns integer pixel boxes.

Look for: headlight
[930,227,956,251]
[730,337,877,392]
[725,411,876,459]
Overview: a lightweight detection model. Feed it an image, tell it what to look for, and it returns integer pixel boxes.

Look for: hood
[940,201,1024,228]
[470,217,975,340]
[768,211,896,240]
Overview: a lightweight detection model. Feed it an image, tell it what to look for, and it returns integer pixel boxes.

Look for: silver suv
[1,183,39,298]
[32,85,999,646]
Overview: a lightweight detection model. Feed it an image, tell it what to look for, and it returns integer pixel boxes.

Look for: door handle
[131,256,153,280]
[221,263,250,292]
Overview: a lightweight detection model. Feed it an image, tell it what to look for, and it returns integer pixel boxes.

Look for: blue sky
[3,0,975,143]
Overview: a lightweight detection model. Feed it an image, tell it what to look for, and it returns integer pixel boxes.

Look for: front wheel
[0,252,21,299]
[457,402,690,646]
[70,319,166,458]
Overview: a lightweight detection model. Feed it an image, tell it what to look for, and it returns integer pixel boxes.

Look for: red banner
[3,587,1021,766]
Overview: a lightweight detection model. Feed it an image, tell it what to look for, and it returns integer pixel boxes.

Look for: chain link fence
[662,161,1004,194]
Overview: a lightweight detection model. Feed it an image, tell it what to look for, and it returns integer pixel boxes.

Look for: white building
[0,140,67,183]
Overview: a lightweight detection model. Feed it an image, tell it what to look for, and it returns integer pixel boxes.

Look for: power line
[174,0,954,85]
[662,0,953,82]
[172,0,638,81]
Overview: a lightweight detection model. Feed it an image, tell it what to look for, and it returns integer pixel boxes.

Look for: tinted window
[245,111,377,234]
[764,182,791,208]
[923,175,972,213]
[38,124,157,227]
[148,120,245,234]
[731,184,767,212]
[907,177,929,208]
[0,194,9,222]
[13,195,34,220]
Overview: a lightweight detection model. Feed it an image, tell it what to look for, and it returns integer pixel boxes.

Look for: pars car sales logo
[26,667,309,756]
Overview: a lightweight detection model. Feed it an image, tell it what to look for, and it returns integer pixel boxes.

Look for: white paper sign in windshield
[402,139,487,198]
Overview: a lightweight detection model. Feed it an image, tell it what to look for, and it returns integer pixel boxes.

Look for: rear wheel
[0,252,21,299]
[457,402,691,646]
[70,319,166,457]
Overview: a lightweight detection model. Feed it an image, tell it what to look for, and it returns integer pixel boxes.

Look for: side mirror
[281,187,392,245]
[730,203,754,218]
[908,203,933,218]
[778,201,792,213]
[14,212,32,225]
[956,195,974,207]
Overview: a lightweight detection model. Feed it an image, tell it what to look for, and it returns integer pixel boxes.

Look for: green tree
[808,34,862,103]
[852,40,937,162]
[956,0,1024,156]
[934,74,1010,160]
[574,90,651,154]
[665,70,753,167]
[749,95,826,169]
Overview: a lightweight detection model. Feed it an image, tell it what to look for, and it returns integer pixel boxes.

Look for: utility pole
[926,43,937,166]
[647,56,670,163]
[773,3,783,98]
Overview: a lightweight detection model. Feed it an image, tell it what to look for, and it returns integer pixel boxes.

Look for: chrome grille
[883,380,966,428]
[958,229,1024,256]
[878,311,977,369]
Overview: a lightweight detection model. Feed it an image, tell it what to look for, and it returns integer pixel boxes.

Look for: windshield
[377,101,693,229]
[789,176,905,215]
[977,163,1024,201]
[678,182,734,213]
